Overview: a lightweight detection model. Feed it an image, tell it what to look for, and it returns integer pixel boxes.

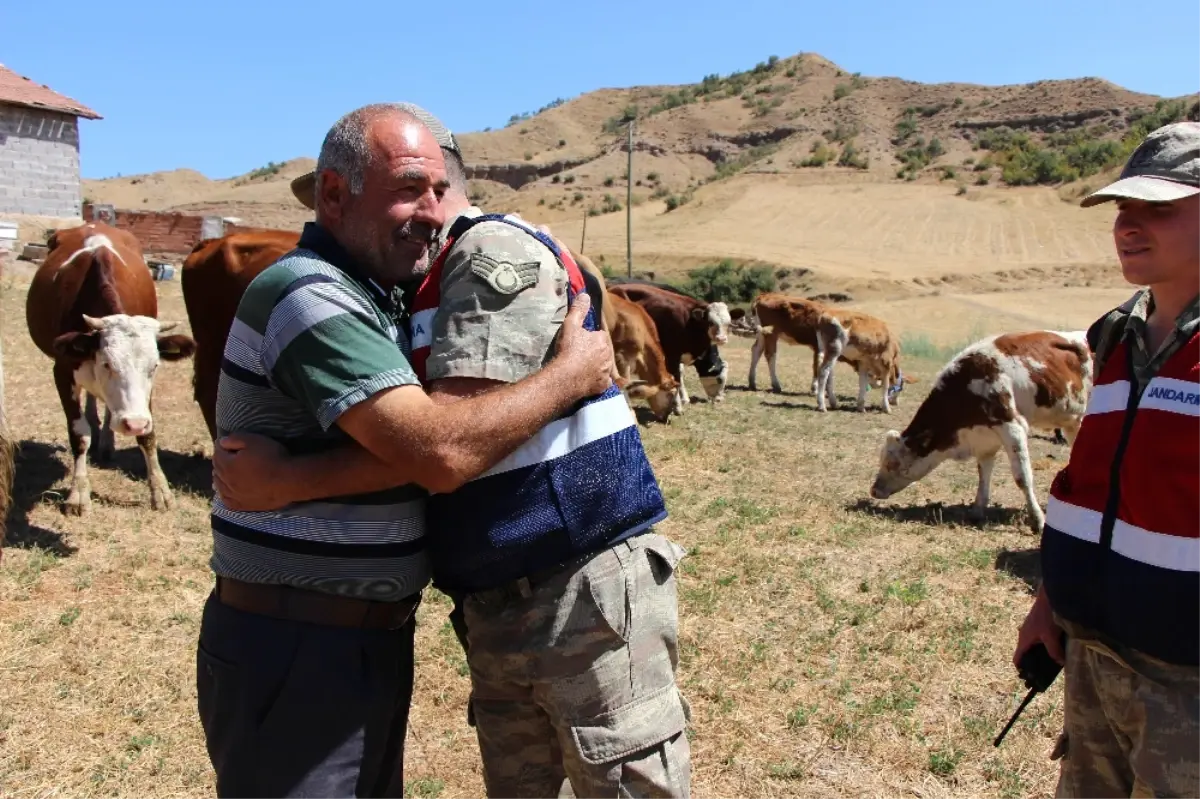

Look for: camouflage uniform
[1048,288,1200,799]
[429,214,692,798]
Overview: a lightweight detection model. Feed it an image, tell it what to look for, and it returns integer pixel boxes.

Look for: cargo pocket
[585,548,632,643]
[569,682,688,768]
[642,534,687,586]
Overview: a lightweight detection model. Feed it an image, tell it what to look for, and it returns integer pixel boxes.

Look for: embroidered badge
[469,253,540,295]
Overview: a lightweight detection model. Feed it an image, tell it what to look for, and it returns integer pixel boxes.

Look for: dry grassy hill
[82,51,1198,299]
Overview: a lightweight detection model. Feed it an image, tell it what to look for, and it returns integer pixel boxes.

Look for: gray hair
[442,147,469,194]
[316,103,422,197]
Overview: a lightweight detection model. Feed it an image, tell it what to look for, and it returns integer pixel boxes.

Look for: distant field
[0,271,1127,798]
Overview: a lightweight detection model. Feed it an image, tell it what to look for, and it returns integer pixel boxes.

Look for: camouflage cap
[290,102,461,210]
[1081,121,1200,208]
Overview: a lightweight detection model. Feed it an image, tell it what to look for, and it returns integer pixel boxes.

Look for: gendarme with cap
[1081,121,1200,207]
[290,102,460,210]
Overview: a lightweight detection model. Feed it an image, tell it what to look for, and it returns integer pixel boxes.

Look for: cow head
[691,301,732,346]
[869,429,940,500]
[624,375,682,423]
[694,346,728,402]
[53,315,197,437]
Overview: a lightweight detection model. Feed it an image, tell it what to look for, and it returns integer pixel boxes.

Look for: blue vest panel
[418,214,669,593]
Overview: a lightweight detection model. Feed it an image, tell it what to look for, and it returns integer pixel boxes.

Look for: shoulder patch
[469,253,540,295]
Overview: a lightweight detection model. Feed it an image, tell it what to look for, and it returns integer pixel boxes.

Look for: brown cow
[181,229,300,439]
[746,293,913,412]
[607,291,681,422]
[25,222,196,515]
[607,283,733,413]
[870,330,1092,532]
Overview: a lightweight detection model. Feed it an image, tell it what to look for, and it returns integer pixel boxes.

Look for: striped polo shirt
[209,222,430,602]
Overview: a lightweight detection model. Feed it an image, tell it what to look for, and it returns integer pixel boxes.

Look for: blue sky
[6,0,1197,180]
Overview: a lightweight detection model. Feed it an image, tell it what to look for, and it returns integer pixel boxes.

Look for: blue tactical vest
[409,213,669,593]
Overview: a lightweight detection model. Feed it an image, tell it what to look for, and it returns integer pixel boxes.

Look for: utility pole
[626,119,634,278]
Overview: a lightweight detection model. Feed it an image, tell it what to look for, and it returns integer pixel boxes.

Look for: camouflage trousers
[1054,619,1200,798]
[447,532,692,798]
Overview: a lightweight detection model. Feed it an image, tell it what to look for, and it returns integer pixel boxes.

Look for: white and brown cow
[607,283,733,412]
[26,223,196,515]
[869,330,1093,533]
[746,293,912,412]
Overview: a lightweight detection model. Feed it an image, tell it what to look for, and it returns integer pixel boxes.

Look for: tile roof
[0,63,100,119]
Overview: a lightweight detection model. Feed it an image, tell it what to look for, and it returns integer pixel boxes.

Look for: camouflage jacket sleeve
[425,220,568,384]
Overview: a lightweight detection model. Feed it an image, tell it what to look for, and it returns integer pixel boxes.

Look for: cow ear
[157,334,197,361]
[53,331,99,359]
[690,307,707,321]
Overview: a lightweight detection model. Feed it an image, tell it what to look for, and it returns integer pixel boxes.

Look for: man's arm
[214,293,607,509]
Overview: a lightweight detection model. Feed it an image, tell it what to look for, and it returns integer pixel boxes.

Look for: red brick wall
[83,204,205,253]
[81,205,295,255]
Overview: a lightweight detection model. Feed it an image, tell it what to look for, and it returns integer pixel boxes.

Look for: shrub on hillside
[798,140,835,167]
[681,259,777,303]
[838,141,869,170]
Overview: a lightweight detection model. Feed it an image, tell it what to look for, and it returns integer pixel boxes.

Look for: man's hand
[553,293,614,397]
[212,432,297,512]
[1014,586,1065,668]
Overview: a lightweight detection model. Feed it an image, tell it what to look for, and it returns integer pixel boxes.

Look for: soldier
[1014,121,1199,798]
[216,106,692,798]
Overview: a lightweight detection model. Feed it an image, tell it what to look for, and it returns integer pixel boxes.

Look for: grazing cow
[607,283,733,411]
[869,330,1093,533]
[181,229,300,439]
[746,293,911,412]
[607,291,681,422]
[25,223,196,515]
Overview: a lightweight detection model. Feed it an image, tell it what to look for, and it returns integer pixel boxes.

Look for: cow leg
[98,404,116,463]
[84,394,103,459]
[810,346,821,395]
[671,360,687,415]
[748,335,763,391]
[997,420,1043,534]
[766,336,783,393]
[880,377,892,415]
[968,451,998,522]
[55,363,92,516]
[857,369,870,413]
[137,426,174,511]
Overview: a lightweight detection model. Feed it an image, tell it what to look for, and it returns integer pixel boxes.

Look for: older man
[197,104,614,798]
[1015,121,1199,798]
[216,106,692,798]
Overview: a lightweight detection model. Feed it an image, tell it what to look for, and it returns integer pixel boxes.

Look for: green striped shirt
[210,223,429,602]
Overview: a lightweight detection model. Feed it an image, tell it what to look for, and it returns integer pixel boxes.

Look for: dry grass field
[0,263,1136,798]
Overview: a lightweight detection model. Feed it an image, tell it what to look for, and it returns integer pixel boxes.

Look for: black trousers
[196,590,417,798]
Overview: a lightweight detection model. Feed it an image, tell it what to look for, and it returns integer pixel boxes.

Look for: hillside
[81,52,1198,296]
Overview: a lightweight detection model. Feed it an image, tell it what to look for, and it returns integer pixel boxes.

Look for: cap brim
[1080,176,1200,208]
[290,172,317,210]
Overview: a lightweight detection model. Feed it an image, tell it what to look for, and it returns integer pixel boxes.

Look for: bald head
[315,104,449,286]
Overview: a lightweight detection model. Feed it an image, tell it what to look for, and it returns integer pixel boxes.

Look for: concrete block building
[0,63,101,219]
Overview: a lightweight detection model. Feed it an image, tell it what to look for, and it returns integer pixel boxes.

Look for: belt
[214,576,420,630]
[466,532,648,605]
